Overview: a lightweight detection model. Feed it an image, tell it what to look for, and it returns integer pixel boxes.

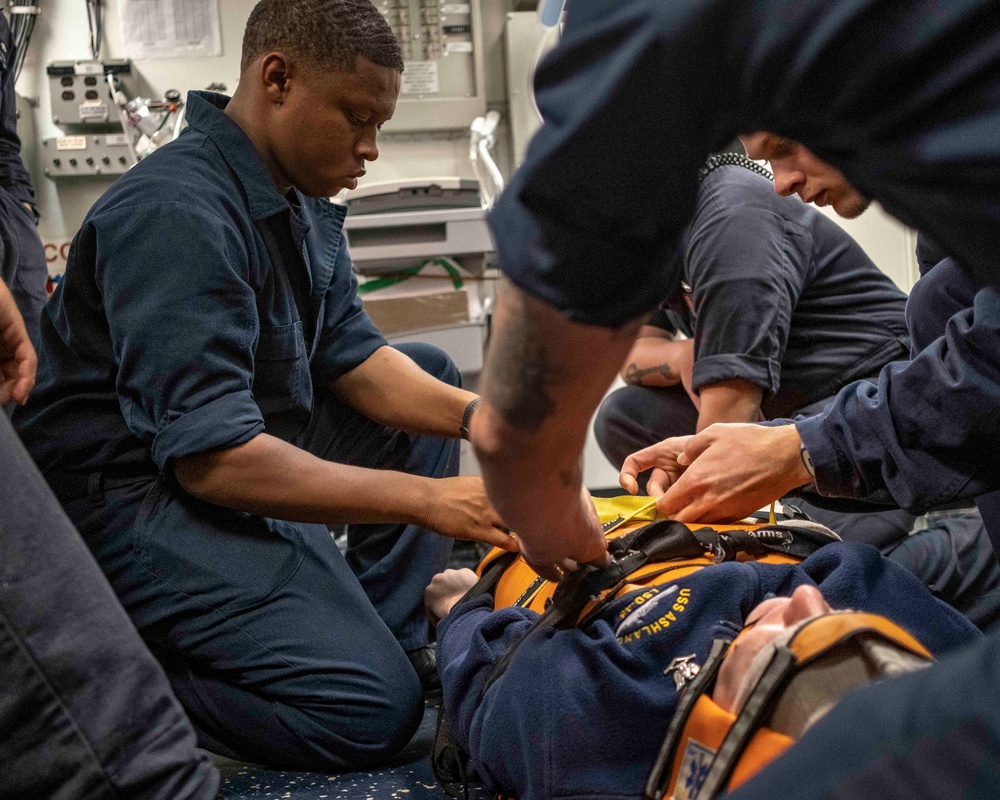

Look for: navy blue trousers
[60,342,460,770]
[0,188,47,351]
[0,413,218,799]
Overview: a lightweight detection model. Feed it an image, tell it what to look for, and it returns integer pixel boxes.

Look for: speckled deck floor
[216,699,480,800]
[216,542,486,799]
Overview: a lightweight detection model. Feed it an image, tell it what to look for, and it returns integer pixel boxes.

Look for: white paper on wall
[120,0,222,60]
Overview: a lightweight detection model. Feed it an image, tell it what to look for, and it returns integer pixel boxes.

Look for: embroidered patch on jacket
[616,586,692,644]
[674,739,715,800]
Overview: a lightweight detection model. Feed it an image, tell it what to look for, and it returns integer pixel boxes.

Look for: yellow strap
[593,495,657,533]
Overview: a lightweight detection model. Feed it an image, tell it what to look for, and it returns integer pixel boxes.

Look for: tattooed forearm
[624,361,679,386]
[482,296,556,432]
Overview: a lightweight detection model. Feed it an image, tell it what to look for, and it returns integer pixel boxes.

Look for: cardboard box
[362,288,471,336]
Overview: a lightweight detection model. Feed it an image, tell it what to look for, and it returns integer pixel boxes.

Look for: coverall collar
[184,90,291,222]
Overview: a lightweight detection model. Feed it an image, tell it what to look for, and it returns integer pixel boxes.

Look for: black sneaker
[407,644,443,703]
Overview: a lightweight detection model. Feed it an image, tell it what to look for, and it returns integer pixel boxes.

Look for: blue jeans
[0,414,218,799]
[58,342,460,770]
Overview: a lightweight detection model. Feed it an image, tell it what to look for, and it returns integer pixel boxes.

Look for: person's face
[265,54,399,197]
[713,584,832,713]
[740,132,871,220]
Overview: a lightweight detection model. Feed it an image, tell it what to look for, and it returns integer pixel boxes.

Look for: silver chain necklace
[698,152,773,182]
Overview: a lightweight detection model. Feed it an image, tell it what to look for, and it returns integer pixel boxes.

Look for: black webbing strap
[484,521,704,690]
[693,649,797,800]
[460,551,519,606]
[691,522,839,563]
[645,637,731,800]
[432,706,473,800]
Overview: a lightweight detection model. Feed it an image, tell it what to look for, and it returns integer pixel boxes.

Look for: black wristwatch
[459,398,480,440]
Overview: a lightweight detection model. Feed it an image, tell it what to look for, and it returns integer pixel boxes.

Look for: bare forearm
[695,379,765,432]
[473,281,640,566]
[332,345,476,438]
[173,433,430,526]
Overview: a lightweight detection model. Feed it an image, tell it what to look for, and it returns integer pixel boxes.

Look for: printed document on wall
[120,0,222,60]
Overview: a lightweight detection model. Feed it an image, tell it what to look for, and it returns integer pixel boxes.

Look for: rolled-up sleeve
[796,286,1000,513]
[687,207,809,395]
[95,202,265,470]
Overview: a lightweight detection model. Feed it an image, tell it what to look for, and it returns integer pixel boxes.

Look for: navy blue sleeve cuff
[691,354,777,394]
[795,412,860,500]
[151,390,265,470]
[314,316,387,384]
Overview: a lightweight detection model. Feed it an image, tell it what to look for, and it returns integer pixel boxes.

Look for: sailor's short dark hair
[241,0,404,74]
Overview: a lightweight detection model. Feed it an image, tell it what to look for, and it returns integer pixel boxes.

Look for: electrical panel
[46,60,133,127]
[41,133,132,178]
[377,0,487,132]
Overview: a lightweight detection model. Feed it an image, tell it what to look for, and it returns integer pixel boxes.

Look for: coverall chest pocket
[253,321,311,417]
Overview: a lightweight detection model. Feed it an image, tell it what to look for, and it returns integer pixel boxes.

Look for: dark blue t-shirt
[660,162,908,417]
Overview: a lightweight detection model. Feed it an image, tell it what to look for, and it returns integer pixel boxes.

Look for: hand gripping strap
[485,521,704,690]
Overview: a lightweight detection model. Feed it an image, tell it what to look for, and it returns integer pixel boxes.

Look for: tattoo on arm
[483,301,556,431]
[624,361,679,386]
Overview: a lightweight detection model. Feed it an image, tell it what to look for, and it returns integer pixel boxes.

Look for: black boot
[406,645,443,703]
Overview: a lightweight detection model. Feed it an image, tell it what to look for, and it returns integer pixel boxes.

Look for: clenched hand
[424,476,519,553]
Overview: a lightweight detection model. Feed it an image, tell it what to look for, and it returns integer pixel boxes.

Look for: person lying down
[426,513,981,800]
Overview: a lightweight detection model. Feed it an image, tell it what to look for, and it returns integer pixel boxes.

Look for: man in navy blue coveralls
[466,1,1000,797]
[599,155,1000,633]
[14,0,512,771]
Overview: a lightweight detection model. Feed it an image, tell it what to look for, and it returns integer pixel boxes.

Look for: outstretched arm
[471,280,640,580]
[174,433,517,551]
[332,345,478,438]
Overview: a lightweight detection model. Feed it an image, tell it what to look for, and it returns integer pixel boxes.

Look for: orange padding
[788,612,932,662]
[481,519,804,616]
[666,695,795,796]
